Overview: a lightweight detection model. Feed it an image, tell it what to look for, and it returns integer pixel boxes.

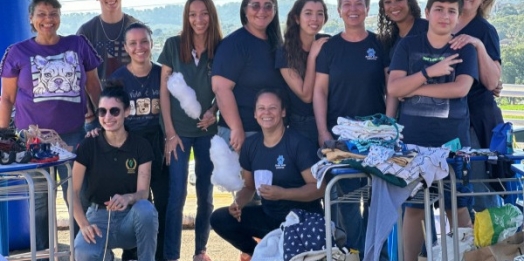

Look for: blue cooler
[0,1,33,256]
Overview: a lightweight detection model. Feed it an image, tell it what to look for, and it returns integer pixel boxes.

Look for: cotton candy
[167,72,202,119]
[210,135,244,192]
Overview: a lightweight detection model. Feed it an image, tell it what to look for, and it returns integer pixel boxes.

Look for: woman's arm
[72,161,101,244]
[212,75,244,152]
[449,34,501,90]
[234,169,256,209]
[281,37,329,103]
[384,68,398,118]
[312,73,332,147]
[160,65,184,164]
[258,168,325,202]
[84,69,101,110]
[106,161,152,211]
[0,77,18,128]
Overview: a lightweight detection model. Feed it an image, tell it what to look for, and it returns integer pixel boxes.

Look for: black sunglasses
[247,2,275,12]
[97,107,121,117]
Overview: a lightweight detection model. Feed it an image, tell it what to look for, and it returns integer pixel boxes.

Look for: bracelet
[421,67,430,80]
[165,135,177,141]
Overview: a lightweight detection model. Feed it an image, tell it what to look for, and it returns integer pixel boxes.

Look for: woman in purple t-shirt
[0,0,102,253]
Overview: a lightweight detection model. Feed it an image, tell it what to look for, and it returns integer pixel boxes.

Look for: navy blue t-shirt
[389,18,428,60]
[212,28,287,132]
[390,34,479,147]
[316,32,389,130]
[239,129,322,220]
[275,46,314,117]
[456,15,503,147]
[109,63,162,132]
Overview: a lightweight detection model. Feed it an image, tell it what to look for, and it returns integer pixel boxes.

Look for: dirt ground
[57,228,240,261]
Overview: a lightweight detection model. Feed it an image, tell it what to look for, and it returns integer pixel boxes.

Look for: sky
[61,0,379,13]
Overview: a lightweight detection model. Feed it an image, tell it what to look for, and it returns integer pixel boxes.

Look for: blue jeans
[74,200,158,261]
[164,135,214,259]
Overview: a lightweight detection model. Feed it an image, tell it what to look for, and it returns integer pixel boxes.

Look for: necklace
[99,15,125,42]
[264,127,285,147]
[129,65,151,88]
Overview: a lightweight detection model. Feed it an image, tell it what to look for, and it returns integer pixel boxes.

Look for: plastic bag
[474,204,523,247]
[431,227,475,261]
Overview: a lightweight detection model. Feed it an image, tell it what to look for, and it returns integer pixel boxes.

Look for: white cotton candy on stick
[167,72,202,119]
[210,135,244,192]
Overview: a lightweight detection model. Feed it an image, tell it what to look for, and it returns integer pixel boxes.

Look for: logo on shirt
[126,158,137,174]
[31,51,82,103]
[275,155,286,169]
[365,48,378,60]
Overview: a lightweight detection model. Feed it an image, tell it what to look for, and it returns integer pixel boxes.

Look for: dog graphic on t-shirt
[32,50,80,95]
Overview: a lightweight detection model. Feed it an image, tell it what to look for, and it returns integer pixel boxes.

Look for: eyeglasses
[96,107,121,117]
[247,2,275,12]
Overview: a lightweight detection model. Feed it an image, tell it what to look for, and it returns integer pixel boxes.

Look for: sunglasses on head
[247,2,275,12]
[96,107,121,117]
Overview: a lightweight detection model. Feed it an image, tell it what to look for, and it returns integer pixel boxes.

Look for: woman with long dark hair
[158,0,222,260]
[276,0,329,145]
[377,0,427,59]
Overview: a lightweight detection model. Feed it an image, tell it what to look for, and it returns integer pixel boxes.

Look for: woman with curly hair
[377,0,427,59]
[276,0,329,146]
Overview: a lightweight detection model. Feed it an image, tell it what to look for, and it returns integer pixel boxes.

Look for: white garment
[251,228,284,261]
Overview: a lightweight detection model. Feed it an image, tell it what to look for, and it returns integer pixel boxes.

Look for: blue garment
[316,32,389,130]
[164,135,214,260]
[388,18,428,60]
[74,200,158,261]
[109,63,162,132]
[390,34,479,147]
[211,27,287,132]
[239,129,322,220]
[458,15,503,148]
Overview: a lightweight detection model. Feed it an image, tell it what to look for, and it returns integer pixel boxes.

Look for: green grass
[500,104,524,110]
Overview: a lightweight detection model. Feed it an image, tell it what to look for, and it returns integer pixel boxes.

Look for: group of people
[0,0,504,260]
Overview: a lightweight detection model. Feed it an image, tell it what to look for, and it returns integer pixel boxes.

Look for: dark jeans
[210,205,282,255]
[288,114,318,148]
[164,135,214,260]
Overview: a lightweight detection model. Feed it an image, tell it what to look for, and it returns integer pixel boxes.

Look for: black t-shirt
[316,32,389,130]
[75,132,154,205]
[239,129,322,220]
[211,27,287,132]
[390,34,479,147]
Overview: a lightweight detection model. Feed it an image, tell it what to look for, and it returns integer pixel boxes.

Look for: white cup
[254,169,273,195]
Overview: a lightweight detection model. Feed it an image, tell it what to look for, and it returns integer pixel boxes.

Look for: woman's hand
[309,37,329,58]
[228,202,242,222]
[197,109,217,131]
[85,127,101,138]
[493,80,503,97]
[164,134,184,165]
[426,54,463,78]
[449,34,481,50]
[230,128,245,152]
[258,184,283,201]
[80,223,102,244]
[104,194,131,211]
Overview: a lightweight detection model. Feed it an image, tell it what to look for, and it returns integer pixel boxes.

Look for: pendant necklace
[129,65,151,88]
[99,15,125,42]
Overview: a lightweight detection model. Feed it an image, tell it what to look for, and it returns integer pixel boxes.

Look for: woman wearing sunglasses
[157,0,222,260]
[72,82,158,261]
[211,0,286,153]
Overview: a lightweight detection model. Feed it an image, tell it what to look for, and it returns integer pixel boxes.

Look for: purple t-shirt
[0,35,102,133]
